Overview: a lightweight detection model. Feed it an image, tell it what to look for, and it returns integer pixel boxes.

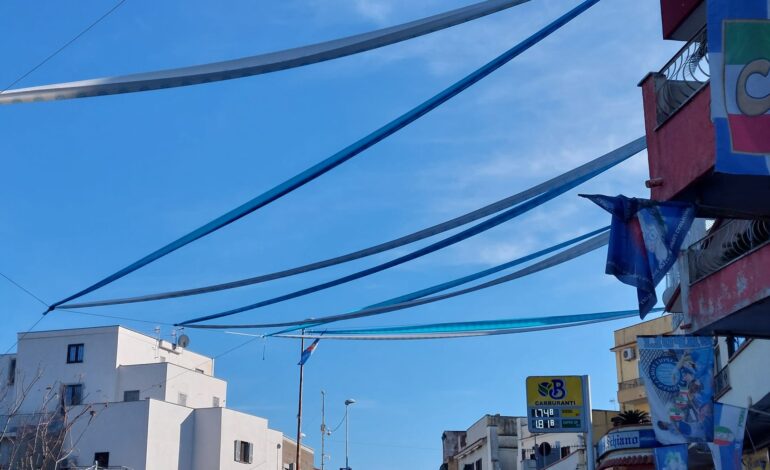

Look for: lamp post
[344,399,355,470]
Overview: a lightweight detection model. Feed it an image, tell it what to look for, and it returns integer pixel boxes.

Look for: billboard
[709,0,770,175]
[525,376,588,433]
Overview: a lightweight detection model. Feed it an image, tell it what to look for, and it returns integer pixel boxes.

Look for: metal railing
[655,27,709,126]
[688,219,770,283]
[618,377,645,390]
[715,365,730,397]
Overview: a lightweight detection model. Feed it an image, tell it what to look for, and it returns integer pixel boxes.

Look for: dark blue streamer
[179,163,609,326]
[46,0,601,314]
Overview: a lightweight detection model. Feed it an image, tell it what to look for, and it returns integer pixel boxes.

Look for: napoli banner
[580,195,695,317]
[654,445,688,470]
[709,0,770,175]
[708,403,748,470]
[638,336,714,444]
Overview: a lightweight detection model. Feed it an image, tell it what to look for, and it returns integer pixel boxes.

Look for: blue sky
[1,1,682,468]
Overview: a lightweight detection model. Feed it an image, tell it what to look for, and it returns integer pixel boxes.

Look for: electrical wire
[0,271,49,354]
[2,0,127,93]
[0,0,529,103]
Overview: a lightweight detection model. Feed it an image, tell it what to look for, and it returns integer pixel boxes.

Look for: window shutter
[247,442,253,464]
[234,440,241,462]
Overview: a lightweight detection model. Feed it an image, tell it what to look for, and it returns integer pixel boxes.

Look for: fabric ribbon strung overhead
[182,230,610,331]
[45,0,602,315]
[580,194,695,318]
[255,308,664,340]
[62,140,643,311]
[60,137,645,310]
[178,163,611,327]
[0,0,533,104]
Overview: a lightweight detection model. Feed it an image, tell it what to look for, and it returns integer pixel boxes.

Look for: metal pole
[321,390,326,470]
[583,375,595,470]
[345,404,350,470]
[296,331,305,470]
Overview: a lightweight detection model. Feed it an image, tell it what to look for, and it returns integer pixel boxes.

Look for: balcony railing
[715,365,730,397]
[687,219,770,283]
[619,377,645,390]
[654,27,709,126]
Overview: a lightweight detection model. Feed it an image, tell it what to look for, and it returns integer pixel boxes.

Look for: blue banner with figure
[639,336,714,445]
[580,195,695,317]
[708,403,748,470]
[654,445,688,470]
[708,0,770,175]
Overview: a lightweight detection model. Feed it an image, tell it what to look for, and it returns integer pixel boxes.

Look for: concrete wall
[218,408,282,470]
[116,327,213,374]
[281,436,316,470]
[68,400,151,469]
[718,339,770,409]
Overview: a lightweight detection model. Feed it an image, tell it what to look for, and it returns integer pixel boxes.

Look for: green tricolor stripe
[725,20,770,64]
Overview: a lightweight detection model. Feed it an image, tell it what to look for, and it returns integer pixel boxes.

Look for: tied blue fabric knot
[580,194,695,318]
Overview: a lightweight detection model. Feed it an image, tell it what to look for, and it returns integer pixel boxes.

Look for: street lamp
[344,399,356,470]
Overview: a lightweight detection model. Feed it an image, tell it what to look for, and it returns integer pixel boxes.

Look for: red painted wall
[660,0,703,39]
[687,243,770,332]
[640,76,715,201]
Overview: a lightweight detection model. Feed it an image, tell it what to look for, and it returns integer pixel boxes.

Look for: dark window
[178,393,188,406]
[561,446,571,458]
[8,358,15,385]
[67,344,84,363]
[213,396,221,407]
[463,465,474,470]
[64,384,83,406]
[727,336,747,358]
[124,390,140,402]
[234,440,253,464]
[94,452,109,466]
[475,459,482,470]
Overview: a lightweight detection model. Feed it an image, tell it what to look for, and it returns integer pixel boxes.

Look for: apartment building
[0,325,314,470]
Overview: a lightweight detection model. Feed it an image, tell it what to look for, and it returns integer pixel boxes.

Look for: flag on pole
[580,195,695,317]
[708,402,748,470]
[298,338,321,366]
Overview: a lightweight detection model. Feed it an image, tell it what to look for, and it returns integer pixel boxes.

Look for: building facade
[441,415,519,470]
[0,326,314,470]
[611,316,673,413]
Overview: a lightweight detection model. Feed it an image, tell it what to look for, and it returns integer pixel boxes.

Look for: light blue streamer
[46,0,601,314]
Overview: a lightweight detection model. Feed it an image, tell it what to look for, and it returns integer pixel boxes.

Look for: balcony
[639,29,770,218]
[660,0,705,40]
[714,364,731,398]
[617,378,647,407]
[683,219,770,338]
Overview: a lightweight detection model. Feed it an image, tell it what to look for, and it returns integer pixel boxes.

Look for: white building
[441,415,520,470]
[0,325,311,470]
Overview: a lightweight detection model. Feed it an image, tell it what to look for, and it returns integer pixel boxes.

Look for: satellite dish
[177,334,190,348]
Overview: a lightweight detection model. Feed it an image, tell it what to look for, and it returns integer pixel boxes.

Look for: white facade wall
[717,338,770,408]
[0,326,298,470]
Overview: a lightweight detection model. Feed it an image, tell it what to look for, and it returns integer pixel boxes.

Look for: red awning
[597,454,654,470]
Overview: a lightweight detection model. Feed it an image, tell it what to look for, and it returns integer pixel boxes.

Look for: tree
[0,366,98,469]
[611,409,651,427]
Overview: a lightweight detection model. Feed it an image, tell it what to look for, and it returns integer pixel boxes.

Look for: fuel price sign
[526,376,589,433]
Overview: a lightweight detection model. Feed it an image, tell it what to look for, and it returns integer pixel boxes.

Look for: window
[94,452,109,467]
[234,440,253,464]
[213,396,221,407]
[463,465,474,470]
[178,393,188,406]
[124,390,140,402]
[561,446,571,458]
[64,384,83,406]
[67,344,84,363]
[727,336,747,358]
[475,459,482,470]
[8,358,15,385]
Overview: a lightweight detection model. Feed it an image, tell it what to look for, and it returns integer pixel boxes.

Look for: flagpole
[296,329,305,470]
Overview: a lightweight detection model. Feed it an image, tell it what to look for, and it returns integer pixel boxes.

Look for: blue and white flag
[654,444,688,470]
[581,195,695,317]
[298,338,321,366]
[708,403,748,470]
[639,336,714,445]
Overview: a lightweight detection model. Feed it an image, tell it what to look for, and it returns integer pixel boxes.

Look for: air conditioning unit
[622,348,636,361]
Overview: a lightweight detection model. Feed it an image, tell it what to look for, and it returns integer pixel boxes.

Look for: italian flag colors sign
[709,0,770,175]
